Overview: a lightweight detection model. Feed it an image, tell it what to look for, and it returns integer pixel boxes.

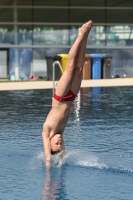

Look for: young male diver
[42,20,93,167]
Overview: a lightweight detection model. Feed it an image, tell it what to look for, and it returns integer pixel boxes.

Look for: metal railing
[53,61,64,93]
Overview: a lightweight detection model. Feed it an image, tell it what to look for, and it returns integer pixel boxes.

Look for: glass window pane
[0,25,32,45]
[106,9,133,23]
[107,0,133,7]
[9,48,32,80]
[15,0,32,6]
[0,8,13,22]
[4,0,32,6]
[33,25,69,45]
[17,25,32,45]
[89,26,106,46]
[17,8,32,22]
[106,25,133,46]
[34,0,68,6]
[0,0,12,5]
[70,0,105,6]
[107,49,133,77]
[0,8,32,23]
[34,9,69,23]
[70,9,105,23]
[32,25,106,47]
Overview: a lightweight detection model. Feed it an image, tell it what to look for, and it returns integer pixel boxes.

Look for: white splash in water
[27,150,133,173]
[28,151,44,170]
[66,150,108,169]
[28,151,66,170]
[66,150,133,173]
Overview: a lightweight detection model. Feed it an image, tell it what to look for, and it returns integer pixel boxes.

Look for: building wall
[0,0,133,79]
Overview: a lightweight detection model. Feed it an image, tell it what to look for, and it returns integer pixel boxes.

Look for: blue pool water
[0,86,133,200]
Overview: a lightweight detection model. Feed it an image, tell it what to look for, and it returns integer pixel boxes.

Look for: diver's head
[50,134,62,155]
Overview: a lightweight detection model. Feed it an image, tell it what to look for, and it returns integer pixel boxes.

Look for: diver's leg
[55,20,93,97]
[71,21,92,94]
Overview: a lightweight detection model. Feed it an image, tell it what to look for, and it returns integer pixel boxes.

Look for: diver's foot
[78,20,93,38]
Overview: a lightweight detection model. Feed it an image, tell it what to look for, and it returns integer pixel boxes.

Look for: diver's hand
[45,160,51,168]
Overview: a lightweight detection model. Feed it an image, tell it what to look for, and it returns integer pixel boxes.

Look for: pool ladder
[53,61,64,93]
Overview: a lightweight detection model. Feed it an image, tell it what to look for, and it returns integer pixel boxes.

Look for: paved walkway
[0,78,133,91]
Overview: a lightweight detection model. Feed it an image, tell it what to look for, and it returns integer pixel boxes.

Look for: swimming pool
[0,86,133,200]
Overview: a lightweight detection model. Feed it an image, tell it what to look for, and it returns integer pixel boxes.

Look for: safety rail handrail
[53,61,64,93]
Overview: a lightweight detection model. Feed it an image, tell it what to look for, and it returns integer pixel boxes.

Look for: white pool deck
[0,78,133,91]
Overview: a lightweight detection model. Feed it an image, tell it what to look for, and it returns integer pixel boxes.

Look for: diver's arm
[42,124,51,167]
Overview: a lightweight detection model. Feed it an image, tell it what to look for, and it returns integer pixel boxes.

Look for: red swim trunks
[53,90,77,102]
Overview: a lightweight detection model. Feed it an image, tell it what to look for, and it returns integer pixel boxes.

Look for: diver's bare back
[44,98,71,138]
